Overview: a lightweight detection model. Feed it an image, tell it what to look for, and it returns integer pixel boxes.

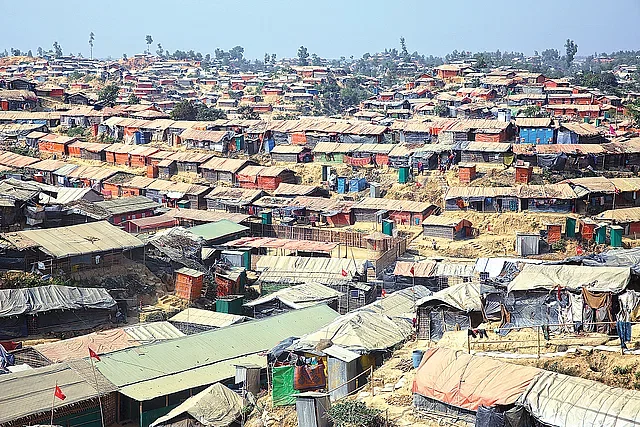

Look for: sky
[1,0,639,60]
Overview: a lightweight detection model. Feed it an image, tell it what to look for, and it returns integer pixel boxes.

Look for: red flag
[410,265,415,276]
[341,268,348,277]
[54,385,66,401]
[88,347,100,362]
[609,125,617,136]
[381,289,387,298]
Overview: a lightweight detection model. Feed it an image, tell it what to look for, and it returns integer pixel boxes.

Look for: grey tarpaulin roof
[0,285,116,317]
[169,308,248,328]
[11,221,143,258]
[507,264,631,293]
[518,370,640,427]
[244,282,343,309]
[416,282,482,312]
[361,286,431,320]
[0,362,116,424]
[290,310,413,354]
[581,248,640,275]
[150,383,244,427]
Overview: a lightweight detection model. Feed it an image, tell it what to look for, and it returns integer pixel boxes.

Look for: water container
[412,350,424,368]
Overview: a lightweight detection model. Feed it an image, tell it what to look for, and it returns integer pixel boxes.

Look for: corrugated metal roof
[596,206,640,223]
[352,197,436,213]
[95,305,340,401]
[95,195,160,216]
[256,256,367,284]
[272,183,319,197]
[188,219,248,241]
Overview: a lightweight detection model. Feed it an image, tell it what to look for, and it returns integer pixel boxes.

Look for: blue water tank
[337,177,348,194]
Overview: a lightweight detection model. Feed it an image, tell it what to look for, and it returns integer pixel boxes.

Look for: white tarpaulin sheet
[507,264,630,293]
[518,370,640,427]
[415,282,482,312]
[150,383,244,427]
[0,285,116,317]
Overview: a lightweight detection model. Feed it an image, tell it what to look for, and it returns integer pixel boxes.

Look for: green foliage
[327,401,386,427]
[313,77,371,116]
[196,104,227,120]
[433,103,449,117]
[0,272,76,289]
[97,133,117,143]
[67,126,90,138]
[519,105,549,118]
[127,93,141,105]
[170,100,198,121]
[52,41,63,58]
[612,365,635,375]
[627,100,640,127]
[297,46,309,66]
[551,239,567,252]
[98,84,119,106]
[237,105,259,120]
[565,39,578,67]
[67,71,82,82]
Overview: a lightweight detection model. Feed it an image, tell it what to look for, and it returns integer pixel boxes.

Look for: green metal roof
[188,219,248,242]
[94,304,339,401]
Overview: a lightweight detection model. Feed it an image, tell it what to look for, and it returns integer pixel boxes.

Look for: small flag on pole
[54,385,66,401]
[341,268,348,277]
[609,125,617,136]
[89,347,100,362]
[381,289,387,298]
[410,265,415,276]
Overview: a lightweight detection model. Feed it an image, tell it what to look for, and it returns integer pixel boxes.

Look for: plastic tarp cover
[476,406,505,427]
[150,383,244,427]
[518,370,640,427]
[416,282,482,312]
[0,285,117,317]
[582,248,640,275]
[507,264,630,293]
[536,153,567,171]
[290,310,413,354]
[500,292,559,336]
[272,365,299,406]
[412,347,541,411]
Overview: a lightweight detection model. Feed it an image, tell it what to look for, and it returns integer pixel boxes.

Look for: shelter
[169,308,248,334]
[416,282,482,341]
[199,157,253,184]
[290,310,413,354]
[422,216,472,240]
[188,220,249,244]
[94,305,339,427]
[0,285,117,339]
[0,362,118,427]
[244,282,343,318]
[412,347,541,424]
[351,197,438,226]
[394,260,476,292]
[204,187,264,212]
[150,383,245,427]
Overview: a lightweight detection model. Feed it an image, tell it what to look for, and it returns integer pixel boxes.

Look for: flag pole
[90,355,105,427]
[51,380,57,426]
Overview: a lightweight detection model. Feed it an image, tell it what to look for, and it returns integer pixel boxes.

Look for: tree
[89,32,95,59]
[170,100,198,120]
[433,103,449,117]
[565,39,578,67]
[627,100,640,127]
[297,46,309,66]
[37,47,43,57]
[127,93,141,105]
[98,84,119,106]
[264,53,270,65]
[156,43,164,57]
[311,53,322,66]
[145,35,153,54]
[271,53,276,64]
[53,41,62,58]
[196,104,227,120]
[229,46,244,61]
[27,50,32,57]
[541,48,560,62]
[237,105,259,120]
[400,36,409,60]
[10,48,21,56]
[122,53,128,61]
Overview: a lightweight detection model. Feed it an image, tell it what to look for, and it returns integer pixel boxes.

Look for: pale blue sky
[1,0,638,59]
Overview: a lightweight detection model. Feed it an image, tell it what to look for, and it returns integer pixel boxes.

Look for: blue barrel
[412,350,424,368]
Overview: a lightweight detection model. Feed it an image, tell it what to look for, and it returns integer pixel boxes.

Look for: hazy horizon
[1,0,639,60]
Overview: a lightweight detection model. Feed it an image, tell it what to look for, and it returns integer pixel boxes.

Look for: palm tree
[145,35,153,54]
[89,32,95,59]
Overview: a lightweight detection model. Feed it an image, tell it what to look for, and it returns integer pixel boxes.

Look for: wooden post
[467,330,471,354]
[370,365,374,396]
[537,326,541,359]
